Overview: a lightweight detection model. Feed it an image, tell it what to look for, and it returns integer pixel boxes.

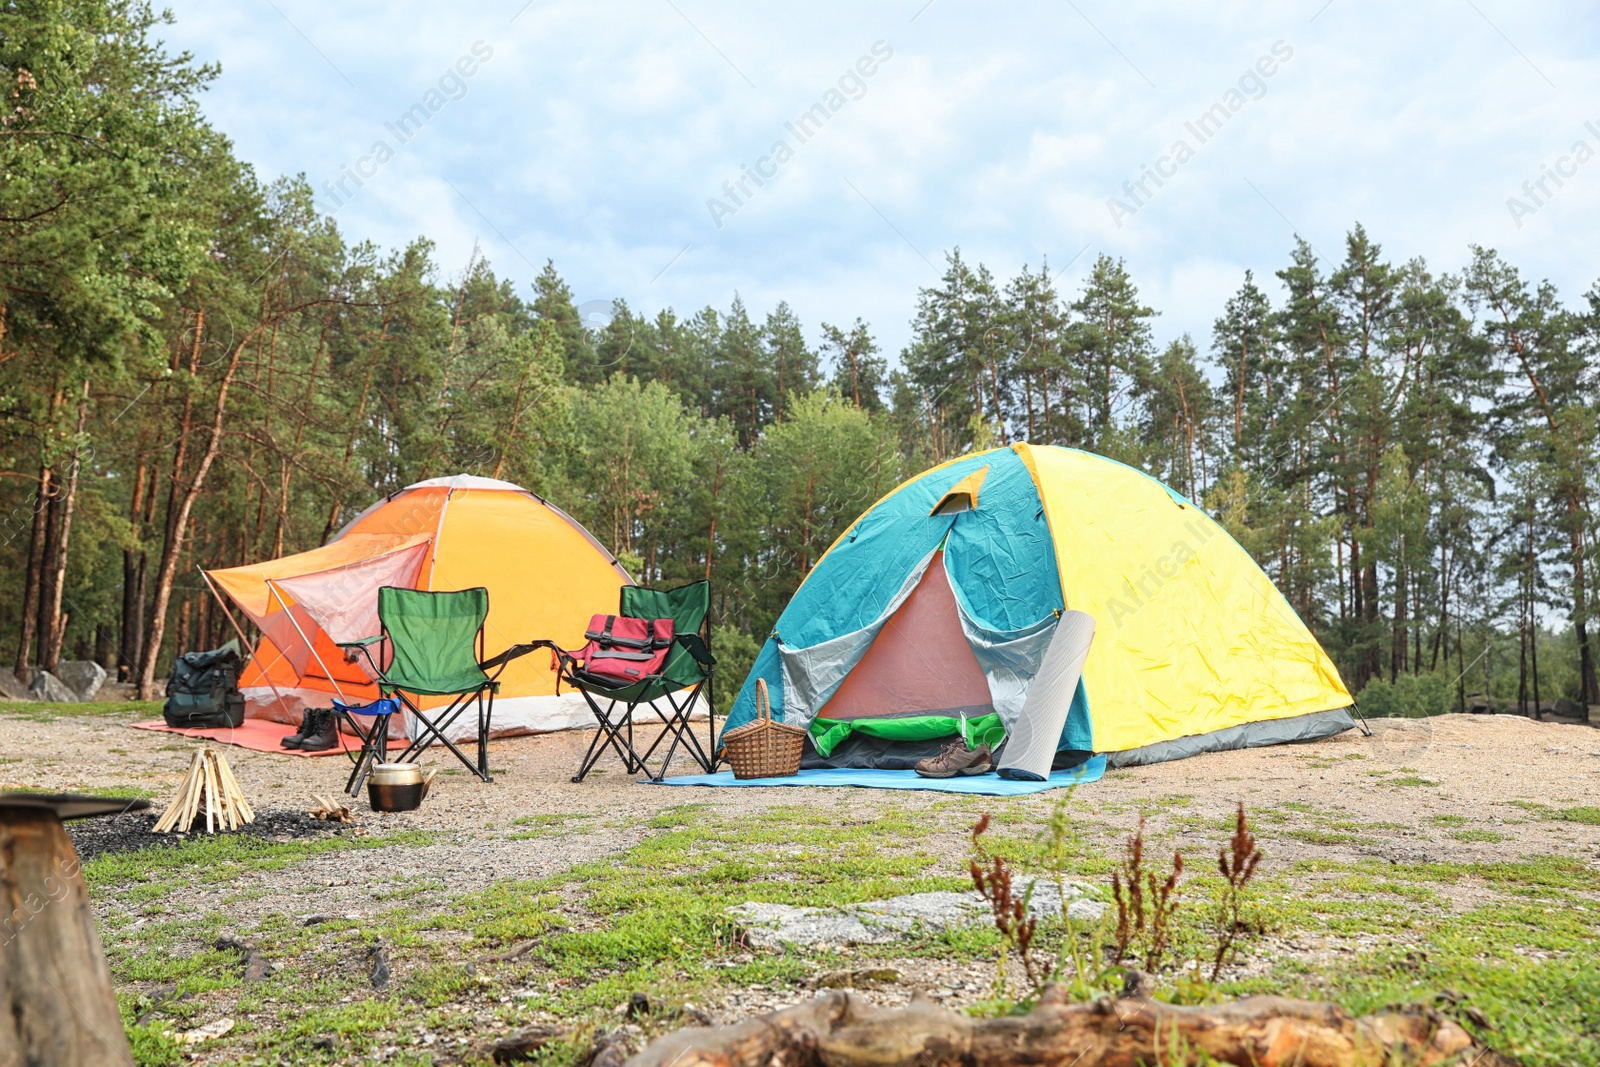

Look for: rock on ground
[0,671,31,701]
[728,882,1106,950]
[56,660,108,701]
[93,681,140,703]
[27,670,79,703]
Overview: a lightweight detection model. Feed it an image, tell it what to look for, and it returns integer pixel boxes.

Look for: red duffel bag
[574,614,675,684]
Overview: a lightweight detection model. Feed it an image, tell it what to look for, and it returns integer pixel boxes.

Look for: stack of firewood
[307,794,354,824]
[154,749,255,834]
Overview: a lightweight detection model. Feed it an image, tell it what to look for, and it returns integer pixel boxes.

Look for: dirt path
[5,708,1596,916]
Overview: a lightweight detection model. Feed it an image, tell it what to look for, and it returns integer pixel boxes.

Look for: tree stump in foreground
[0,804,133,1067]
[623,985,1511,1067]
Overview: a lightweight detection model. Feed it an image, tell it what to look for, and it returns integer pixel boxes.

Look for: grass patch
[405,801,962,1015]
[86,784,155,801]
[0,699,160,722]
[1285,827,1359,846]
[512,813,595,826]
[90,788,1600,1067]
[1450,828,1510,843]
[86,829,436,900]
[1510,800,1600,826]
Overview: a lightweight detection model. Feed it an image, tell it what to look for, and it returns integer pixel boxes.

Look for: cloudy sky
[160,1,1599,358]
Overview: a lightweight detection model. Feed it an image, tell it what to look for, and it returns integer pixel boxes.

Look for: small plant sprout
[1210,801,1264,981]
[1110,817,1145,962]
[1110,816,1185,972]
[969,813,1044,998]
[1144,851,1183,973]
[1041,788,1103,998]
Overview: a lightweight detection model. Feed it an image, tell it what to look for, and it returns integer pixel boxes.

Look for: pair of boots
[282,707,340,751]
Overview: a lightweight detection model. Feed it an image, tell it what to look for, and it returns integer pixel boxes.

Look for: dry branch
[624,986,1510,1067]
[154,749,255,834]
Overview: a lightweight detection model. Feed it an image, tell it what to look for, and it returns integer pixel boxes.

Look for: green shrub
[1357,672,1452,718]
[710,623,761,700]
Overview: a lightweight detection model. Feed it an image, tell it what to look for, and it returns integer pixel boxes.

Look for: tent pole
[202,568,295,720]
[266,580,351,703]
[1350,700,1373,737]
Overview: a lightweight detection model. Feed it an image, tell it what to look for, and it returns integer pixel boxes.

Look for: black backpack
[163,646,246,729]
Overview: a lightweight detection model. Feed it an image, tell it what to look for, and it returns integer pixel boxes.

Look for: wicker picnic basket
[721,678,806,779]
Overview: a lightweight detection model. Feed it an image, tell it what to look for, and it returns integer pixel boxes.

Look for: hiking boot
[298,709,342,752]
[280,709,320,749]
[914,740,993,778]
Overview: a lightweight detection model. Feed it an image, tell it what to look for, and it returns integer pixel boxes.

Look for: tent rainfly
[721,444,1356,769]
[205,475,631,740]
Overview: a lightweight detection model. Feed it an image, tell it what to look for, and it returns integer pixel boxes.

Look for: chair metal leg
[343,712,393,797]
[616,682,713,782]
[572,690,644,782]
[667,684,715,772]
[391,690,495,783]
[478,688,493,783]
[572,704,629,782]
[390,692,470,762]
[659,685,714,777]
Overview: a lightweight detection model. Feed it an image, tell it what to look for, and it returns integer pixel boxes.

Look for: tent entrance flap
[775,546,941,730]
[817,551,994,724]
[206,534,433,701]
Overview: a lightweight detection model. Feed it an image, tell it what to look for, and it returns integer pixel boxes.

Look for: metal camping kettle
[367,763,434,812]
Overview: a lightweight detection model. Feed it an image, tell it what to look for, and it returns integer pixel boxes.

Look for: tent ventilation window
[930,465,989,516]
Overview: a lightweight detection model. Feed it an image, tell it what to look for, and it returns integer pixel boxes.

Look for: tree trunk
[1390,551,1407,683]
[624,987,1499,1067]
[1348,535,1366,688]
[14,467,52,683]
[0,806,135,1066]
[1523,604,1536,723]
[43,382,90,671]
[119,458,149,680]
[1523,510,1536,716]
[94,624,113,670]
[1518,582,1528,717]
[137,335,246,699]
[1568,511,1597,706]
[175,592,192,659]
[705,457,724,581]
[1335,534,1347,623]
[34,489,60,671]
[1430,541,1450,671]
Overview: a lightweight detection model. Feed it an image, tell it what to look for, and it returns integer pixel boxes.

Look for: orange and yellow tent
[205,475,630,737]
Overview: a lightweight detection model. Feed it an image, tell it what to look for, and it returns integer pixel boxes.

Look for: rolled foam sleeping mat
[996,610,1095,781]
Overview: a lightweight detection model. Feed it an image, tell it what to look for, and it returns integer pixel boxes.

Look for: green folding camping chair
[534,579,716,782]
[338,586,535,793]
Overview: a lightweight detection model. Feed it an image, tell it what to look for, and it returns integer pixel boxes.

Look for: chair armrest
[480,642,542,673]
[338,635,386,671]
[338,635,385,648]
[675,633,716,668]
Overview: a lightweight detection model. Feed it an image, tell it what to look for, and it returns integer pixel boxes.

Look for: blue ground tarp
[647,755,1106,794]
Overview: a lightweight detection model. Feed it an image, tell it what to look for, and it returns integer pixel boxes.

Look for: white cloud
[159,0,1600,360]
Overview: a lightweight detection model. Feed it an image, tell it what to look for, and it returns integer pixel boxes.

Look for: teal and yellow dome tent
[721,444,1355,769]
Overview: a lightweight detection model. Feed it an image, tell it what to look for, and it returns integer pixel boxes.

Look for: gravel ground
[3,706,1598,1061]
[1,708,1594,930]
[2,710,1596,887]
